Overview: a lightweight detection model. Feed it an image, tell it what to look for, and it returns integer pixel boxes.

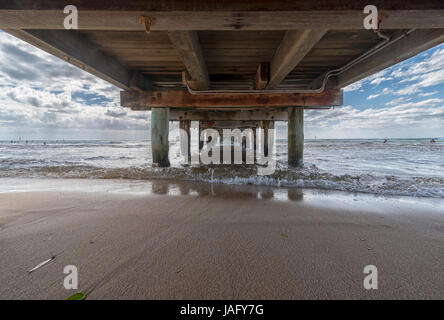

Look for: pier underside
[1,1,444,166]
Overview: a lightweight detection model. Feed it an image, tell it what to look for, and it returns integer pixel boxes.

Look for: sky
[0,30,442,140]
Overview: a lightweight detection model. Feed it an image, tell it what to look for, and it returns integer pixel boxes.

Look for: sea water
[0,138,442,198]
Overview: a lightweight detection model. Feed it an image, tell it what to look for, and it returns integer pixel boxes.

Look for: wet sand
[0,178,444,299]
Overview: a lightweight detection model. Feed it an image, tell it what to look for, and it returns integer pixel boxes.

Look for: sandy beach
[0,178,443,299]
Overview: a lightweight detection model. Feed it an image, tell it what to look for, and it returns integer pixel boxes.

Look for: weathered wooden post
[260,120,275,157]
[288,107,304,166]
[219,129,224,164]
[179,120,191,163]
[198,123,204,152]
[151,107,170,167]
[269,121,275,158]
[241,127,247,163]
[253,127,257,161]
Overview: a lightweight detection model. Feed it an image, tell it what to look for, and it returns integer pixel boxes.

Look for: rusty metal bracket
[373,12,383,33]
[139,16,155,33]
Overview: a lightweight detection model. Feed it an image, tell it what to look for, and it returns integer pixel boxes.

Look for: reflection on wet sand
[150,179,304,202]
[3,178,441,212]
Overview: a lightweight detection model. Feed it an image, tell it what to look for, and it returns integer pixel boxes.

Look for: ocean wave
[1,139,442,199]
[85,156,111,160]
[1,163,443,199]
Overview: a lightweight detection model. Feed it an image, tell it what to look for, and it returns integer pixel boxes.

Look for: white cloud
[419,91,438,97]
[391,46,444,95]
[370,77,392,86]
[306,98,444,138]
[0,31,149,138]
[382,87,392,95]
[343,81,362,92]
[367,94,380,100]
[385,97,410,106]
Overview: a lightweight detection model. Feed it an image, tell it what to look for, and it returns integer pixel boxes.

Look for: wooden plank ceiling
[80,29,399,90]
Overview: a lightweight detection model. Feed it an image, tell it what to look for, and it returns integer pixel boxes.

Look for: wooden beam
[165,109,332,120]
[2,1,443,11]
[181,71,197,91]
[199,121,260,129]
[170,110,288,121]
[333,29,444,88]
[255,62,269,90]
[4,29,152,90]
[128,70,152,91]
[168,31,209,90]
[121,89,343,108]
[1,5,444,30]
[266,30,327,89]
